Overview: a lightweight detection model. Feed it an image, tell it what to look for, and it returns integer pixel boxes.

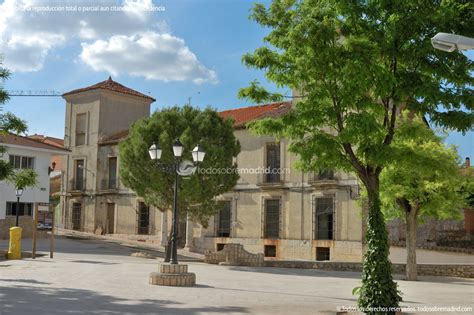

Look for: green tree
[380,117,469,281]
[9,168,38,191]
[0,59,29,180]
[119,105,240,225]
[239,0,472,311]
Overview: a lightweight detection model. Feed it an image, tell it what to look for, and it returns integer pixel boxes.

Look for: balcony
[69,178,86,191]
[308,170,338,188]
[100,178,118,190]
[257,169,285,189]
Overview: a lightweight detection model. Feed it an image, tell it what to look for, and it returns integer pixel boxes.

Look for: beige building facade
[61,78,364,262]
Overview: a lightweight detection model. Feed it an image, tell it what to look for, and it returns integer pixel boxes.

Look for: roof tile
[0,133,70,152]
[63,76,155,101]
[219,101,292,128]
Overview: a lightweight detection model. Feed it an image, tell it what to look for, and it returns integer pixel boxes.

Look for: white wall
[0,146,53,219]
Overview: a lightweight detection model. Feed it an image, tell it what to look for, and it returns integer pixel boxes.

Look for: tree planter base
[149,263,196,287]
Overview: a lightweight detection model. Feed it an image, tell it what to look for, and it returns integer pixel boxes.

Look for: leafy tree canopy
[239,0,472,310]
[119,106,240,225]
[381,116,469,222]
[9,168,38,190]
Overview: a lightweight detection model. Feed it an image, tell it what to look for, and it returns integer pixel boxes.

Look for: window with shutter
[75,113,87,146]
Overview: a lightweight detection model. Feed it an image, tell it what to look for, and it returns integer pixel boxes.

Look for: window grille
[313,196,334,240]
[137,202,150,235]
[216,201,231,237]
[6,202,33,216]
[265,143,281,183]
[264,199,280,238]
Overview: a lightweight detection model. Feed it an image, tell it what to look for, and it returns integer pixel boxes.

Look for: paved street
[0,237,473,315]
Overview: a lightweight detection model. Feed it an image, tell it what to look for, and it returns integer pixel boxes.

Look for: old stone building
[60,78,364,262]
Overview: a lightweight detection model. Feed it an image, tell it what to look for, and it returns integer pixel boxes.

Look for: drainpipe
[301,171,305,240]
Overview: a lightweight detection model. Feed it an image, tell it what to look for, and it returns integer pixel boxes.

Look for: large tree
[119,105,240,225]
[239,0,472,311]
[380,116,470,281]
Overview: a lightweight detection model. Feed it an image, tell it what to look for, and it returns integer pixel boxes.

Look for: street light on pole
[15,188,24,227]
[431,33,474,52]
[148,139,205,265]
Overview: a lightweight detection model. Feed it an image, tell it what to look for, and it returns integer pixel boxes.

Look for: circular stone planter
[149,263,196,287]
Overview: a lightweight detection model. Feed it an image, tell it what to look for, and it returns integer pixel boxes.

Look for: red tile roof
[27,134,64,149]
[219,101,292,128]
[98,130,130,146]
[97,102,292,146]
[63,76,155,101]
[0,133,70,153]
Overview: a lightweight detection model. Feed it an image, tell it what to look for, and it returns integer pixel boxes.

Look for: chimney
[466,157,470,168]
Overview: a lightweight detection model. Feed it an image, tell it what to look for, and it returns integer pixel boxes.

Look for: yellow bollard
[8,226,22,260]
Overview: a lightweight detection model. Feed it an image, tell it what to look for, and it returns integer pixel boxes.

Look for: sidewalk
[56,228,205,261]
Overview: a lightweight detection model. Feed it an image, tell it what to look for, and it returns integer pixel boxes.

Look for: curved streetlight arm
[431,33,474,52]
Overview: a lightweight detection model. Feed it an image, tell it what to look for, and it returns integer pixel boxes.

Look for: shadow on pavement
[69,260,119,265]
[0,279,51,285]
[0,284,249,315]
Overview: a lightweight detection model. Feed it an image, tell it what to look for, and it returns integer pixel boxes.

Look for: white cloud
[0,0,216,83]
[4,33,65,71]
[80,32,218,84]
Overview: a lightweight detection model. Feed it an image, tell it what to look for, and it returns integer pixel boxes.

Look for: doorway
[106,203,115,234]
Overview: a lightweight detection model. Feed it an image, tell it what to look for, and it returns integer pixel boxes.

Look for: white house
[0,133,68,237]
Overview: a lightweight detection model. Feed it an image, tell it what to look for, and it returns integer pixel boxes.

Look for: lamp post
[148,139,205,265]
[15,188,24,227]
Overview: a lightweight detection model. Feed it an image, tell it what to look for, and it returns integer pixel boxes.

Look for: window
[318,170,334,180]
[75,113,87,146]
[6,202,33,216]
[265,143,280,183]
[72,203,82,231]
[108,157,117,189]
[264,245,277,257]
[9,155,34,170]
[316,247,330,261]
[216,201,231,237]
[314,197,334,240]
[74,159,85,190]
[137,202,150,235]
[264,199,280,238]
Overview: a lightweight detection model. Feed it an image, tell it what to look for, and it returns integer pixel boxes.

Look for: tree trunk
[405,209,418,281]
[358,174,401,311]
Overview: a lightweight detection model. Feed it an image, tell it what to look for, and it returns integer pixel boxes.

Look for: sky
[0,0,472,160]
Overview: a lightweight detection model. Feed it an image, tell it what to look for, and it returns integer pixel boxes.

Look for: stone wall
[264,260,474,278]
[387,215,472,248]
[390,243,474,255]
[193,237,363,262]
[0,217,34,239]
[205,243,264,267]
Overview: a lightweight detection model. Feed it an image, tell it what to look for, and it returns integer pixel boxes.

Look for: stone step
[149,272,196,286]
[159,263,188,274]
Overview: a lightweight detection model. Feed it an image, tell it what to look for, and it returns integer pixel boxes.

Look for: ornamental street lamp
[15,188,24,227]
[148,139,205,264]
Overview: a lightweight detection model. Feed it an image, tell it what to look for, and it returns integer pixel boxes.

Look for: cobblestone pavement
[0,237,473,315]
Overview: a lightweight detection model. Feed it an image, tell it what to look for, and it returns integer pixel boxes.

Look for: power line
[7,90,63,97]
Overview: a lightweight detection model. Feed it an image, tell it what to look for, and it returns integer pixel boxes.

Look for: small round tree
[119,105,240,225]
